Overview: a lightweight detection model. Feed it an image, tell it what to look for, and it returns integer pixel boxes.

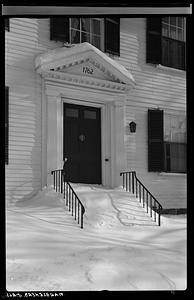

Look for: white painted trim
[61,97,108,186]
[41,77,47,188]
[56,95,63,169]
[35,42,135,87]
[44,79,127,188]
[42,70,130,93]
[156,64,186,75]
[159,172,187,177]
[45,67,127,187]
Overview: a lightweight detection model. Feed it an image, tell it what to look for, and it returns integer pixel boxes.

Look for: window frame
[148,109,187,174]
[164,141,187,173]
[161,17,186,70]
[69,18,104,51]
[50,17,120,56]
[146,17,186,71]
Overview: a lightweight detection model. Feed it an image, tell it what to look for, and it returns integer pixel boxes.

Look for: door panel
[64,103,101,184]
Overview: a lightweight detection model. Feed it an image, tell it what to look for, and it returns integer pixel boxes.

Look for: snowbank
[6,186,187,291]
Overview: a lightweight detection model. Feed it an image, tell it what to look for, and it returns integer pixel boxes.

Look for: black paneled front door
[63,103,101,184]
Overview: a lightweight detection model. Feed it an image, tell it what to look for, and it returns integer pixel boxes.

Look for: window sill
[156,64,186,74]
[159,172,187,177]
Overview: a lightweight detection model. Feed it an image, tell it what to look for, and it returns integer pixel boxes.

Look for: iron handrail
[120,171,162,226]
[51,169,85,228]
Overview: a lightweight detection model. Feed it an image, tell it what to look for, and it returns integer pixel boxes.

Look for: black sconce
[129,121,136,133]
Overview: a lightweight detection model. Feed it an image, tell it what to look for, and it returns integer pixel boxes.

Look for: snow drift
[6,185,187,291]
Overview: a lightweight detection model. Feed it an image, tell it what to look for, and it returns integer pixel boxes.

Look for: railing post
[158,206,161,226]
[61,170,63,193]
[142,188,145,208]
[72,193,74,216]
[81,206,84,229]
[78,204,80,224]
[146,191,148,213]
[150,196,152,218]
[154,201,156,222]
[132,172,134,194]
[75,198,77,220]
[139,183,141,203]
[121,173,124,190]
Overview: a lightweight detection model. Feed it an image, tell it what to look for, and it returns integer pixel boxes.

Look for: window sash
[69,18,104,51]
[162,37,186,70]
[148,109,187,173]
[164,142,186,173]
[147,17,186,70]
[162,17,186,42]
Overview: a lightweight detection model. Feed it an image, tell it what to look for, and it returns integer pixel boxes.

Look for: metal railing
[51,169,85,229]
[120,171,162,226]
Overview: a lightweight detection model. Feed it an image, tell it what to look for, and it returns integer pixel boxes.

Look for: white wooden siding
[5,17,186,208]
[119,18,186,209]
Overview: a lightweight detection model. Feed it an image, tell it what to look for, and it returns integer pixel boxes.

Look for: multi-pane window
[70,18,104,51]
[162,17,186,70]
[50,17,120,56]
[162,17,186,41]
[164,114,186,173]
[147,17,186,70]
[148,110,187,173]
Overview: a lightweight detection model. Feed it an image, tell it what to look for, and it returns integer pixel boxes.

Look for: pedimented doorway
[35,42,135,188]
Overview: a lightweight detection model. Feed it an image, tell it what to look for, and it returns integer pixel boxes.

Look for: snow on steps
[72,184,157,227]
[108,188,157,226]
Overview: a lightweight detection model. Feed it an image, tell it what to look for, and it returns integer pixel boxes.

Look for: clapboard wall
[5,18,186,208]
[118,18,186,209]
[5,18,59,204]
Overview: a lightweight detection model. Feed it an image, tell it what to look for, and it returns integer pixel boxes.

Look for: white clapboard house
[5,17,186,213]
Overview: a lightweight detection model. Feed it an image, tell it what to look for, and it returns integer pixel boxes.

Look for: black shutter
[5,87,9,165]
[105,18,120,56]
[5,18,9,31]
[50,18,69,42]
[148,109,164,172]
[146,18,162,64]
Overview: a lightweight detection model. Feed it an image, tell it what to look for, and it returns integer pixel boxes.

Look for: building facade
[5,17,187,209]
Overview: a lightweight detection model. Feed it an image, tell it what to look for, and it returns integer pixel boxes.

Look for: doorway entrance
[63,103,101,184]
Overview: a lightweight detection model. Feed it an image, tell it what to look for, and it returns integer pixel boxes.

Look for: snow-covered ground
[6,185,187,291]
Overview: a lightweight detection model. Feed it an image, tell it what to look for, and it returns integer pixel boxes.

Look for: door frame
[63,102,102,184]
[45,80,127,188]
[62,98,106,185]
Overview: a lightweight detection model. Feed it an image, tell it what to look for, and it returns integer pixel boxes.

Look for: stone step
[110,189,156,226]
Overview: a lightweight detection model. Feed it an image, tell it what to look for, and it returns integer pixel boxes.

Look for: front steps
[109,188,157,226]
[72,184,158,227]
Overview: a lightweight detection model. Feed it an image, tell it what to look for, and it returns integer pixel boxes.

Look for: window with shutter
[5,87,9,165]
[161,17,186,70]
[147,17,186,70]
[148,109,164,172]
[50,18,69,42]
[105,18,120,56]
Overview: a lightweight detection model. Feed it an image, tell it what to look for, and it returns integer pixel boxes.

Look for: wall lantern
[129,121,136,133]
